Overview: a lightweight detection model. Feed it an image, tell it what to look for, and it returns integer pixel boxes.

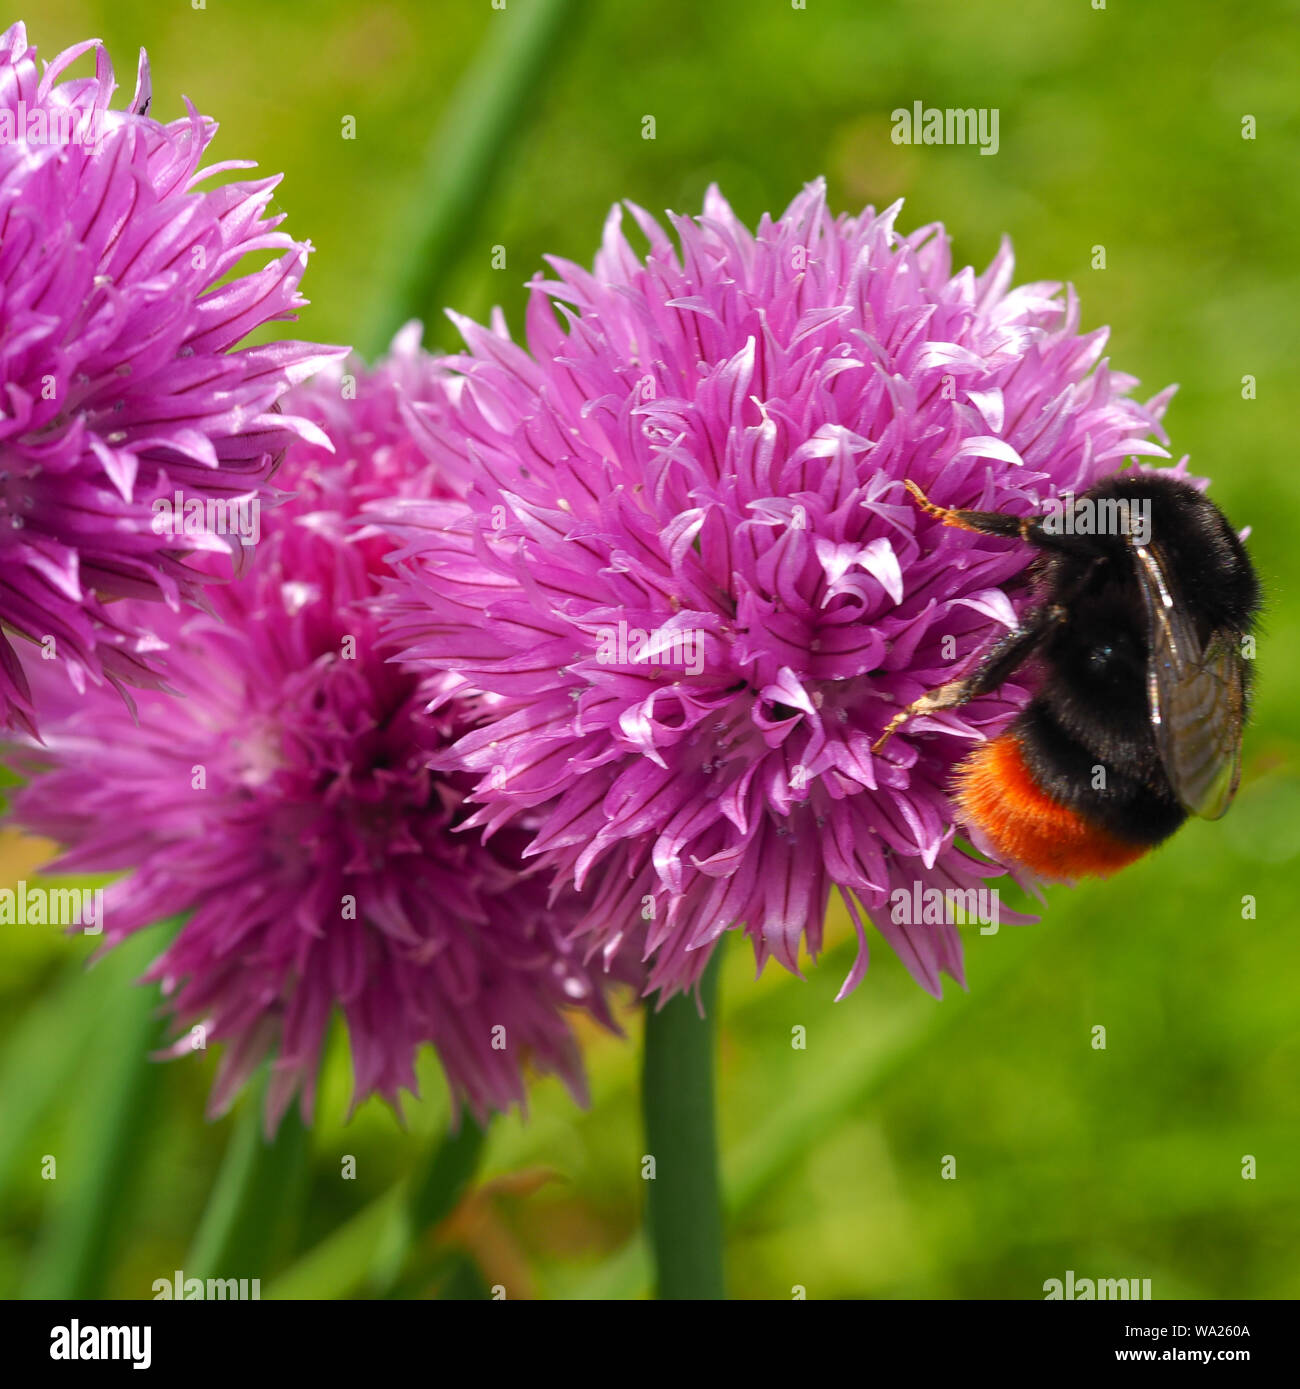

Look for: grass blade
[363,0,582,353]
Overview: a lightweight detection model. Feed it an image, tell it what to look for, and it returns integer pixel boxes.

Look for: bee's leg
[903,480,1038,540]
[903,480,1101,555]
[872,604,1066,753]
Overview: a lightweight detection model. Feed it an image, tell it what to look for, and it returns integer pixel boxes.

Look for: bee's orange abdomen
[953,732,1149,882]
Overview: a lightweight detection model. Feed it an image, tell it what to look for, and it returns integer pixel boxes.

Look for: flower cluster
[10,330,617,1130]
[0,23,339,733]
[3,23,1191,1127]
[378,180,1176,1001]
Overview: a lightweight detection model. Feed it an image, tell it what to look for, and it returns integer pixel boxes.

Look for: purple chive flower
[9,328,617,1130]
[378,180,1179,1002]
[0,23,341,734]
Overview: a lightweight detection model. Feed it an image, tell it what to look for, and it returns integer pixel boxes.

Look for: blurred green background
[2,0,1297,1300]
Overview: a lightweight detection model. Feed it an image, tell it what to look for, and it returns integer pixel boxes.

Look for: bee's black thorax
[1012,474,1260,847]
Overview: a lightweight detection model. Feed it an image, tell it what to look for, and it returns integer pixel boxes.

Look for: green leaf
[362,0,583,354]
[372,1116,489,1297]
[265,1182,409,1301]
[23,930,168,1298]
[185,1069,309,1282]
[268,1119,489,1300]
[0,959,101,1190]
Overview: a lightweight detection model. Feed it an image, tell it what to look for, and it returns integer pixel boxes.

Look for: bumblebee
[873,473,1261,881]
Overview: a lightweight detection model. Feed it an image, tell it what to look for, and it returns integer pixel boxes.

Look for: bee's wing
[1133,544,1245,820]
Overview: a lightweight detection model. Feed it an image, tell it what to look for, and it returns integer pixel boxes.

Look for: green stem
[372,1116,489,1297]
[25,931,165,1298]
[410,1115,488,1231]
[363,0,582,356]
[641,949,726,1300]
[185,1068,308,1282]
